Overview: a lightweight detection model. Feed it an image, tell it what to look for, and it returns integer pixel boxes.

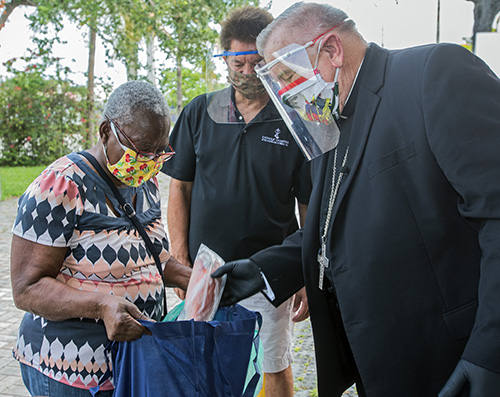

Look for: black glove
[438,359,500,397]
[211,259,265,307]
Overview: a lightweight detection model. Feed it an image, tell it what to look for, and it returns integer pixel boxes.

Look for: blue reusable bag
[108,304,262,397]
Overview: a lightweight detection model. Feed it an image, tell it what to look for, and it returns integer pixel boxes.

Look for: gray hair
[101,80,170,126]
[256,2,358,54]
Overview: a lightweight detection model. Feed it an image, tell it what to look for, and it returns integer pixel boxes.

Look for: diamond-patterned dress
[12,152,169,391]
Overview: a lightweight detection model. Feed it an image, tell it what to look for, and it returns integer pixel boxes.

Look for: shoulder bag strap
[78,152,167,293]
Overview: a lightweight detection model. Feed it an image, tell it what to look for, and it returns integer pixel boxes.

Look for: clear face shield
[206,48,270,124]
[255,19,350,161]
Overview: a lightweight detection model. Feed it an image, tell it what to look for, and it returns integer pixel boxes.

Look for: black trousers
[325,281,367,397]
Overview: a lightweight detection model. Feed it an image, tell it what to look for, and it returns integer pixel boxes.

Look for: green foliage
[0,0,262,167]
[0,54,89,166]
[0,165,47,200]
[153,0,258,110]
[159,67,207,110]
[22,0,251,92]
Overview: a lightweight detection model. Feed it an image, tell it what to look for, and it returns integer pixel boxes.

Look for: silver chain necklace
[317,145,349,290]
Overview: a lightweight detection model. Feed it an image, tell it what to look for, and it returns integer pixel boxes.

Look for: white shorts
[239,293,294,373]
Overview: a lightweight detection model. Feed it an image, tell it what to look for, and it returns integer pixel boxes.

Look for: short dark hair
[220,6,273,51]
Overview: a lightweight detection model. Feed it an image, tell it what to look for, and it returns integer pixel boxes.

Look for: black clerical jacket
[252,43,500,396]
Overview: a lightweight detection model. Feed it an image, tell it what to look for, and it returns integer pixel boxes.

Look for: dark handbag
[90,304,263,397]
[111,304,262,397]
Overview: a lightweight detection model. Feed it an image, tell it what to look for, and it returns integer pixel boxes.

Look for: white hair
[102,80,170,126]
[256,2,358,54]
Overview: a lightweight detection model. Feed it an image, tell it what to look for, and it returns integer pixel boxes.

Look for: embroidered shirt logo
[262,128,289,147]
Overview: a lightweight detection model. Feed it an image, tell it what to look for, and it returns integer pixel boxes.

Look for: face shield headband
[254,18,350,161]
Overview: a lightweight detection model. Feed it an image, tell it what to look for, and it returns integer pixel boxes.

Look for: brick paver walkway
[0,172,358,396]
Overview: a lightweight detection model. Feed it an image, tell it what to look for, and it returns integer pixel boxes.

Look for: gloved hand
[438,359,500,397]
[211,259,265,307]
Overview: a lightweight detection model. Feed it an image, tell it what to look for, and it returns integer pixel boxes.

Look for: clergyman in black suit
[212,2,500,396]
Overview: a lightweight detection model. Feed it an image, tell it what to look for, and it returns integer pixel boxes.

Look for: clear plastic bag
[177,244,227,321]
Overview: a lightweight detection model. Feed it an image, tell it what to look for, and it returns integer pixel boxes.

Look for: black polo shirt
[162,88,312,262]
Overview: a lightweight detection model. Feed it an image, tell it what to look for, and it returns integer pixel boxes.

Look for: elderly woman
[10,81,190,396]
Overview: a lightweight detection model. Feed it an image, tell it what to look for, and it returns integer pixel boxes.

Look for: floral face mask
[104,121,166,187]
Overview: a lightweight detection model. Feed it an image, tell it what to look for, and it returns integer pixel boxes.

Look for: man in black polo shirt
[161,6,312,397]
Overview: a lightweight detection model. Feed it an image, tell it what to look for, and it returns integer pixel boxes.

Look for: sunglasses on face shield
[105,116,175,163]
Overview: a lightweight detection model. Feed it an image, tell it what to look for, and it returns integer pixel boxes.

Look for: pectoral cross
[317,242,329,290]
[317,145,349,291]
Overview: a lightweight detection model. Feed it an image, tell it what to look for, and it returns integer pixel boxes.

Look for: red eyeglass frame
[106,115,175,163]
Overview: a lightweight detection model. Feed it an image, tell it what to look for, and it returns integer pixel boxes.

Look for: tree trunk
[436,0,441,43]
[176,55,183,116]
[126,46,139,81]
[0,0,37,31]
[86,24,96,149]
[146,32,156,86]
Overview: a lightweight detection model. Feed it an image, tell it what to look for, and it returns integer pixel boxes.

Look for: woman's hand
[172,255,192,300]
[99,295,152,341]
[163,256,192,290]
[11,235,151,341]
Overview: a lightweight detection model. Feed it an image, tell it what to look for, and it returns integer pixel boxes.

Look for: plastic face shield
[254,18,352,161]
[255,42,340,161]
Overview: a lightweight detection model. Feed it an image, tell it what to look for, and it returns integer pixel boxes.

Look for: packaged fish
[178,244,226,321]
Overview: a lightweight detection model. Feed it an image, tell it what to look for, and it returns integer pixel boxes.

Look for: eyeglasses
[105,115,175,163]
